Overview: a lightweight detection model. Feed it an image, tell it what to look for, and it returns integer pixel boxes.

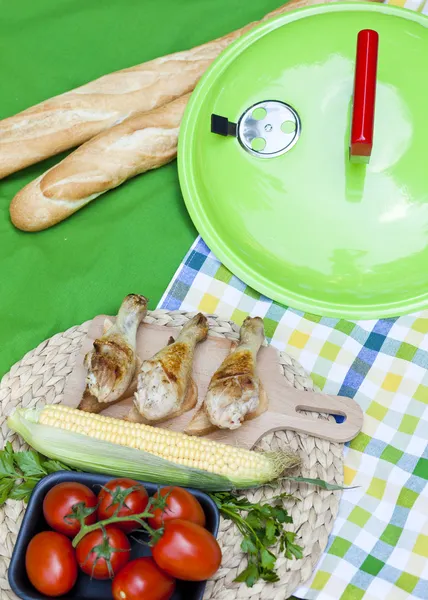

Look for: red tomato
[76,525,131,580]
[97,478,149,533]
[25,531,78,596]
[112,557,176,600]
[148,487,206,530]
[43,482,97,537]
[152,519,221,581]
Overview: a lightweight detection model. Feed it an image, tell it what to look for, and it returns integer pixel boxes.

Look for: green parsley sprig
[0,442,71,504]
[211,491,303,587]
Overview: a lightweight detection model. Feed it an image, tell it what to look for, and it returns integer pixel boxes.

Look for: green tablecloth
[0,0,282,378]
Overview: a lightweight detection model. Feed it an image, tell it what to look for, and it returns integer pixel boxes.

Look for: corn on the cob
[8,405,300,491]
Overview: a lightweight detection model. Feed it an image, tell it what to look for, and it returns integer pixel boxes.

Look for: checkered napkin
[159,235,428,600]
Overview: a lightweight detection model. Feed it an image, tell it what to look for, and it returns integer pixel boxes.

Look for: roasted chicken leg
[78,294,148,412]
[204,316,265,430]
[130,313,208,423]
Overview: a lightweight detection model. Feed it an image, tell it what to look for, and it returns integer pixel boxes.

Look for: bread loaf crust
[9,95,189,231]
[0,30,247,179]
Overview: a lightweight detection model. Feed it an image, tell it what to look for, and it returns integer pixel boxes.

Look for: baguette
[0,0,328,179]
[10,95,189,231]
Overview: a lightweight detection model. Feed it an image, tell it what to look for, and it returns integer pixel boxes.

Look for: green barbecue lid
[178,2,428,319]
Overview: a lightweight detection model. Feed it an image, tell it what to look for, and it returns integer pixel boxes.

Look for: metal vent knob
[238,100,301,158]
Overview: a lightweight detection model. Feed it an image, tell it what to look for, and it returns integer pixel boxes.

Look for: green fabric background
[0,0,283,378]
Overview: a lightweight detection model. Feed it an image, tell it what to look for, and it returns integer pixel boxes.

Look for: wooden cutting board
[63,315,363,448]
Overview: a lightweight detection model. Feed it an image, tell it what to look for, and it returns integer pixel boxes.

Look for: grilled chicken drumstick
[204,317,265,430]
[78,294,148,413]
[129,313,208,423]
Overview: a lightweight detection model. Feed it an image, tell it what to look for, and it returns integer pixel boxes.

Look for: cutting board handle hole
[296,406,347,422]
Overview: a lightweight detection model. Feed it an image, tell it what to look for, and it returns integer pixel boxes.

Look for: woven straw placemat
[0,310,343,600]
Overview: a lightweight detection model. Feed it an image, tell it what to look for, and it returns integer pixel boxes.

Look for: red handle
[350,29,379,163]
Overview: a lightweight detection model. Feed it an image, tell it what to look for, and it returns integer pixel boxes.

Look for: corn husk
[7,407,300,491]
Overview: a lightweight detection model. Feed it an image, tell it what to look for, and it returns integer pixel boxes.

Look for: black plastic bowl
[9,471,220,600]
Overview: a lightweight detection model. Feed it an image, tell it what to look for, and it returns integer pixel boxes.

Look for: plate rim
[178,1,428,319]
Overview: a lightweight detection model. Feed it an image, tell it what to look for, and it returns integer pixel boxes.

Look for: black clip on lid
[211,114,237,137]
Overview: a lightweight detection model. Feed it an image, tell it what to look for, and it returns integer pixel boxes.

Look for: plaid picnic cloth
[159,4,428,599]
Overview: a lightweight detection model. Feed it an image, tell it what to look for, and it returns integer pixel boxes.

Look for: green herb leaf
[285,542,304,560]
[283,531,304,559]
[14,451,46,477]
[234,563,259,587]
[271,506,292,523]
[240,537,257,555]
[259,505,272,518]
[271,492,299,502]
[0,451,15,478]
[284,476,356,490]
[0,479,14,504]
[260,548,276,570]
[260,569,280,583]
[5,442,14,455]
[10,480,37,502]
[43,459,71,474]
[246,511,262,530]
[265,518,276,544]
